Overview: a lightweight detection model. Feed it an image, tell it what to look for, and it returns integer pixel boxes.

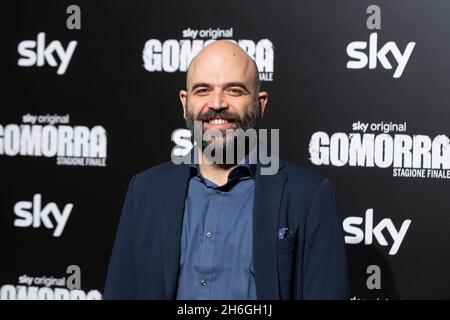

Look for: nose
[207,91,229,111]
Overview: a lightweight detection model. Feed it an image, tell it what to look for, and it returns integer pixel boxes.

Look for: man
[104,40,348,300]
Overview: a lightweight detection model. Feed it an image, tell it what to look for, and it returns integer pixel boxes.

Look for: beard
[185,100,260,163]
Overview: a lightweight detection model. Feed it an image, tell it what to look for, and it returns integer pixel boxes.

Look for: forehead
[187,52,255,89]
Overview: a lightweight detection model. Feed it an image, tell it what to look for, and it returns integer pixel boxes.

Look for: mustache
[196,110,241,122]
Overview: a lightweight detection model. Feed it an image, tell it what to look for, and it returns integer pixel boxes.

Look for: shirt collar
[189,147,257,179]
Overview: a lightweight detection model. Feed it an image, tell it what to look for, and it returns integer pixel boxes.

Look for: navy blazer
[103,158,349,299]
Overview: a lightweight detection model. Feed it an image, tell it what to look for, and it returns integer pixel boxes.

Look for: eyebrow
[191,82,250,93]
[191,82,212,91]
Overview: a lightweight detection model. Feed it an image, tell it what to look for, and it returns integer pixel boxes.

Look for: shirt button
[206,232,212,238]
[201,280,207,286]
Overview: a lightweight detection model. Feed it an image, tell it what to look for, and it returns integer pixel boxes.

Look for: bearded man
[104,40,349,300]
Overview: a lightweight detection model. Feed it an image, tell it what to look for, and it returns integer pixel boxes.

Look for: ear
[179,90,188,119]
[257,91,268,117]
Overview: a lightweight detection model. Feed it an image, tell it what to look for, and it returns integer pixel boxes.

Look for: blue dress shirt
[176,162,257,300]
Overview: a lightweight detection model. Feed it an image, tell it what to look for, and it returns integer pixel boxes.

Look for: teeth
[209,119,227,124]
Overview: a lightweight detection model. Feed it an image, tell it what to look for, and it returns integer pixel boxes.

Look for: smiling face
[180,40,268,152]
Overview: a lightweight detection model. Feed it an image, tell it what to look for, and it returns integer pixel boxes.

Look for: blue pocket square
[278,227,294,240]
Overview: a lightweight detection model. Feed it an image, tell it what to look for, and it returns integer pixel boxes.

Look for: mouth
[203,117,235,130]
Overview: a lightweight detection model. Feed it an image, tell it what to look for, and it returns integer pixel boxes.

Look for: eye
[226,88,244,96]
[194,88,210,95]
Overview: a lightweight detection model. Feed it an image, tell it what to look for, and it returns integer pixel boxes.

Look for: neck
[197,149,244,186]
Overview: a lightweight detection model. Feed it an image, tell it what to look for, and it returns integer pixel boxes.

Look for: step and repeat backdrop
[2,0,450,299]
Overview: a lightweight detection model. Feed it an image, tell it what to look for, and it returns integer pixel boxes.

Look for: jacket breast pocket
[277,232,297,252]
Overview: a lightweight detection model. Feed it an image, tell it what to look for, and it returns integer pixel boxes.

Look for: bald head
[186,40,260,95]
[179,39,269,140]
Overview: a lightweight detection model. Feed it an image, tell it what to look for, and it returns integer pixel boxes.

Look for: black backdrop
[2,0,450,299]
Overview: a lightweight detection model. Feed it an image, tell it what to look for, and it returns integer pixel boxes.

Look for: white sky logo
[13,194,73,237]
[346,5,415,78]
[17,32,77,75]
[343,208,411,255]
[347,33,415,78]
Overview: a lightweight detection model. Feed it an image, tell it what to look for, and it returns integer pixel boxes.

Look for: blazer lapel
[253,161,287,300]
[161,163,191,299]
